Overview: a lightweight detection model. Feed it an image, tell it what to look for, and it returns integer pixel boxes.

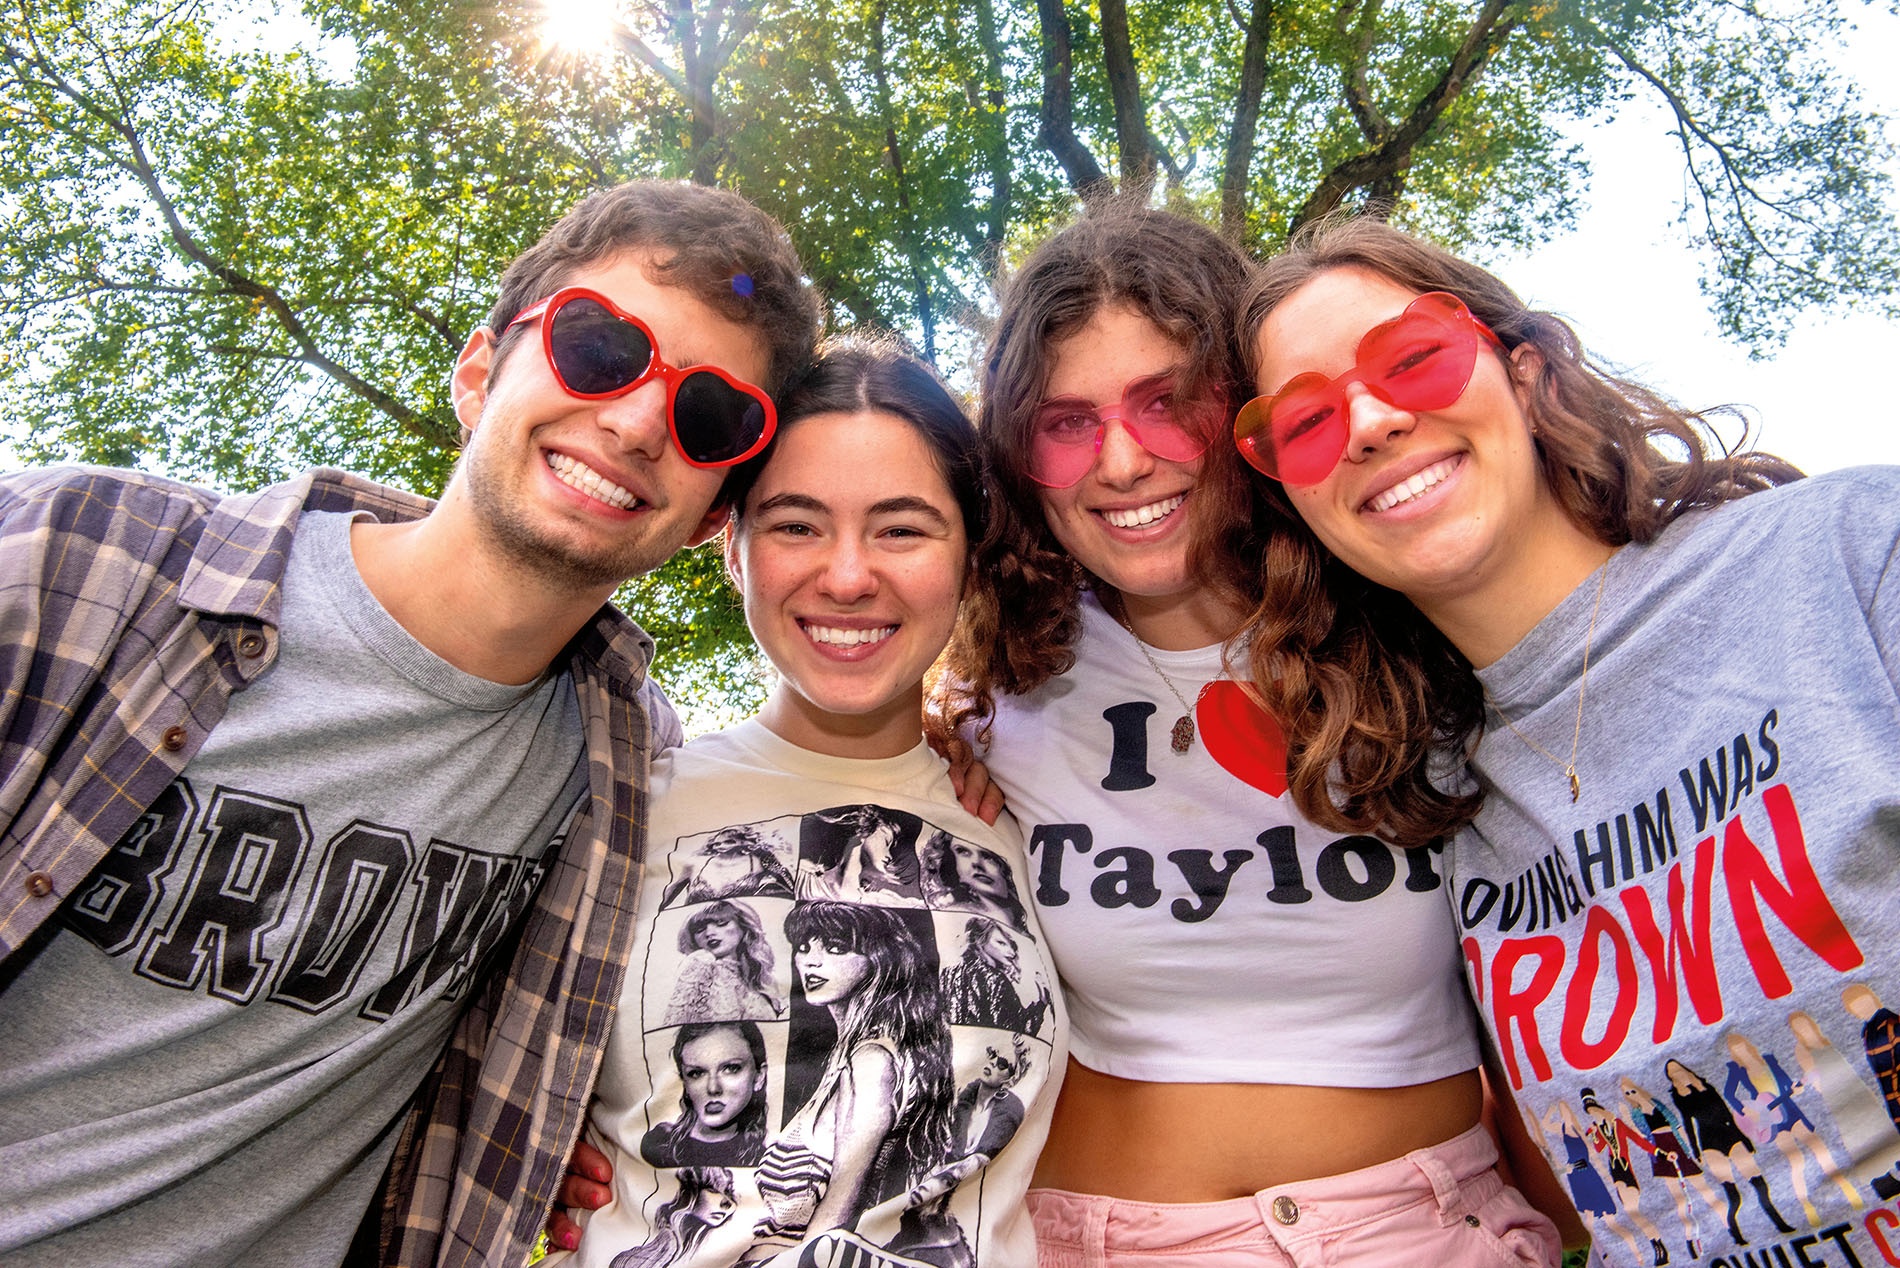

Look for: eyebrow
[755,492,953,526]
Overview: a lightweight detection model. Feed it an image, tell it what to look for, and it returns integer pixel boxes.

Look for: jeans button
[1271,1196,1299,1225]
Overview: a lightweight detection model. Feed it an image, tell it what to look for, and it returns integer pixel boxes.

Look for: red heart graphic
[1197,680,1290,798]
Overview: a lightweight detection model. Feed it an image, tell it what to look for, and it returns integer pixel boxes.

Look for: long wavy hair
[611,1166,736,1268]
[939,199,1263,748]
[678,900,777,1000]
[1237,216,1801,847]
[784,901,955,1182]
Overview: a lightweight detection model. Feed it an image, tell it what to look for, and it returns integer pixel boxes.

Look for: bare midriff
[1029,1059,1484,1202]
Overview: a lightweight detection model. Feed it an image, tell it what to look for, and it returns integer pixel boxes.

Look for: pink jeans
[1027,1124,1561,1267]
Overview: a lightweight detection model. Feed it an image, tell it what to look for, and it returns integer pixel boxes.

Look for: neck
[757,684,924,760]
[1113,588,1247,652]
[349,515,615,685]
[1417,528,1617,670]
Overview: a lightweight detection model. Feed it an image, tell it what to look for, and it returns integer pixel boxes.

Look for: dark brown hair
[940,200,1263,748]
[1237,216,1802,847]
[487,180,821,400]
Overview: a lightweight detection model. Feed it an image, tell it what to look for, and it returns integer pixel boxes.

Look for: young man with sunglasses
[0,180,820,1268]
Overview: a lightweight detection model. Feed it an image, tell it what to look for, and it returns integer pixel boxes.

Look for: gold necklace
[1115,611,1202,754]
[1486,554,1613,804]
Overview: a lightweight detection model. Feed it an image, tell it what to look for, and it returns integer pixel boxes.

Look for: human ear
[722,515,744,589]
[686,501,731,549]
[451,328,497,439]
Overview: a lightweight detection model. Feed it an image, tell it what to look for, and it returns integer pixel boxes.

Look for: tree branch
[1032,0,1109,197]
[1292,0,1524,231]
[1097,0,1154,195]
[1220,0,1276,234]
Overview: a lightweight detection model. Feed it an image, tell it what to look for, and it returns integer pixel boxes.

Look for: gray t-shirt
[1451,469,1900,1266]
[0,510,588,1267]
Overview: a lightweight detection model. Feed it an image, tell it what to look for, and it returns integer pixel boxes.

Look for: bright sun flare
[540,0,623,55]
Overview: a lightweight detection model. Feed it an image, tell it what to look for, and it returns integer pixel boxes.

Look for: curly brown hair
[938,199,1263,750]
[1236,215,1803,847]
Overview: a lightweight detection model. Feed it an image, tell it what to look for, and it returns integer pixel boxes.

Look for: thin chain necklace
[1485,553,1614,804]
[1115,610,1202,754]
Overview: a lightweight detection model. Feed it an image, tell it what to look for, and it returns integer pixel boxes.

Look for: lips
[546,451,644,510]
[1361,454,1464,514]
[1102,493,1185,529]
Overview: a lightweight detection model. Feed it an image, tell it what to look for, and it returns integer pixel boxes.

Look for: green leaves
[3,0,1894,716]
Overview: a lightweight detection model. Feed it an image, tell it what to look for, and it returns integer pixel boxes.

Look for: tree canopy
[3,0,1894,721]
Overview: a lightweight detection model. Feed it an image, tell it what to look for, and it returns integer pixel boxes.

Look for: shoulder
[1,464,223,543]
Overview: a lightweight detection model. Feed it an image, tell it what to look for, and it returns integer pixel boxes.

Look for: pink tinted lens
[1236,292,1487,485]
[1263,377,1349,485]
[1026,384,1211,488]
[1357,295,1481,413]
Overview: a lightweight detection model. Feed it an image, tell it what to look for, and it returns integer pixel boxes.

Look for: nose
[1090,415,1156,487]
[1341,382,1416,463]
[817,536,877,603]
[706,1067,730,1095]
[592,379,672,460]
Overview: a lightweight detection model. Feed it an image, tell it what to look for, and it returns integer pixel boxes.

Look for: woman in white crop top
[543,342,1066,1268]
[940,206,1567,1265]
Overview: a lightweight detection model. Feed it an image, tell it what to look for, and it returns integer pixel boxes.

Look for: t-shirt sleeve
[640,676,686,752]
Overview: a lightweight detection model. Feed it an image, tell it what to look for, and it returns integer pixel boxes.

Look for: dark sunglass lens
[674,373,766,463]
[549,298,653,395]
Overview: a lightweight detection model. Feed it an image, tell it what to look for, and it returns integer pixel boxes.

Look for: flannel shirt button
[237,633,266,658]
[25,871,54,898]
[161,725,188,751]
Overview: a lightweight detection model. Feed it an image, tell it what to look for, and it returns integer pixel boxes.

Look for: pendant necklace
[1486,553,1613,804]
[1116,610,1202,754]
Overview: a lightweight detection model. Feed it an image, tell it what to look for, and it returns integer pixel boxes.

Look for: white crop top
[979,592,1479,1086]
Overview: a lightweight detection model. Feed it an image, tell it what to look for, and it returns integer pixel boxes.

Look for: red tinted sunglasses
[1028,375,1213,489]
[1234,292,1501,485]
[505,287,776,469]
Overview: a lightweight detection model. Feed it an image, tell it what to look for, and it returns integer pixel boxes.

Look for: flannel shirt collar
[177,467,656,692]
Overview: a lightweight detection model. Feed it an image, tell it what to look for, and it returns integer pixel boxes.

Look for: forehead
[1255,266,1427,385]
[682,1029,750,1061]
[1043,303,1188,400]
[557,249,772,387]
[749,410,957,507]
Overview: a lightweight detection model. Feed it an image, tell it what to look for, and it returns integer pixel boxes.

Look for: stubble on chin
[463,450,691,591]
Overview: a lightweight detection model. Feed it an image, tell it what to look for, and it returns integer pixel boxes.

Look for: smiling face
[795,934,873,1007]
[1254,267,1601,656]
[731,409,969,759]
[449,250,765,595]
[1035,306,1224,643]
[678,1027,763,1136]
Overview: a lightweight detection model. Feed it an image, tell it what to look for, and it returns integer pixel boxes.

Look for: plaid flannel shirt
[0,465,679,1267]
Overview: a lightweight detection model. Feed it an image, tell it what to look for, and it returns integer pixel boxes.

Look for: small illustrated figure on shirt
[1618,1076,1716,1260]
[661,825,797,909]
[609,1167,737,1268]
[796,806,928,907]
[919,830,1031,931]
[1787,1008,1900,1200]
[1665,1057,1794,1245]
[639,1024,769,1169]
[940,918,1052,1035]
[1721,1029,1858,1224]
[751,902,953,1257]
[663,901,784,1025]
[1581,1087,1666,1264]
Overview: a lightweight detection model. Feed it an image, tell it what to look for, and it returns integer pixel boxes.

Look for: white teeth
[806,624,896,647]
[546,452,638,510]
[1367,458,1459,513]
[1103,494,1185,529]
